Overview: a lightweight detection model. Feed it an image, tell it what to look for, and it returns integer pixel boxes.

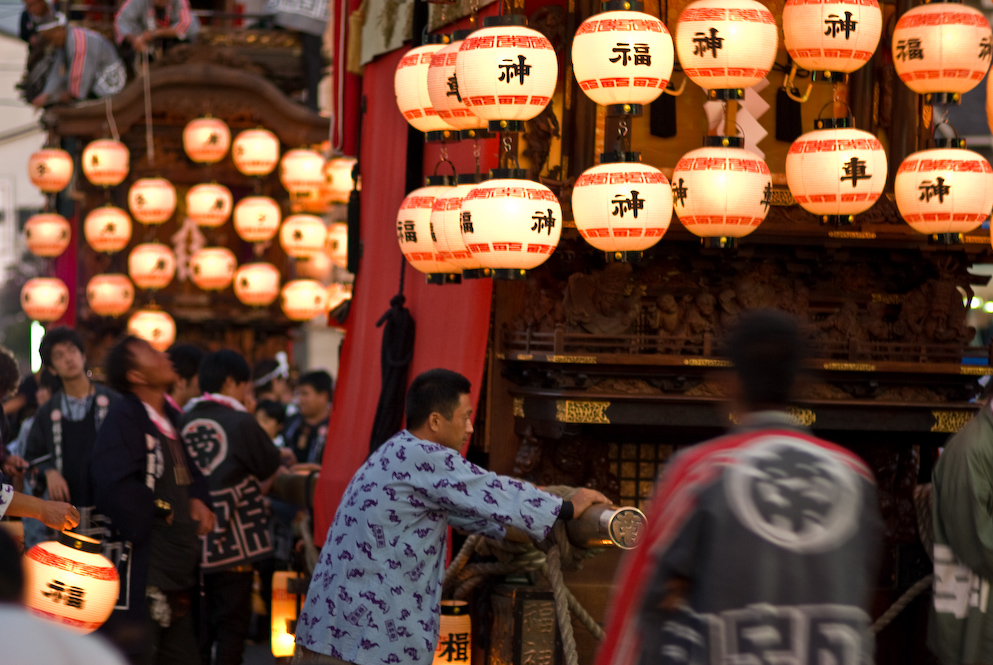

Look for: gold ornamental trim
[547,355,597,364]
[871,293,902,304]
[961,366,993,375]
[827,231,877,239]
[555,400,610,424]
[514,354,533,361]
[512,397,525,419]
[823,362,876,372]
[769,188,795,207]
[964,235,989,244]
[683,358,733,368]
[931,410,973,433]
[729,406,816,427]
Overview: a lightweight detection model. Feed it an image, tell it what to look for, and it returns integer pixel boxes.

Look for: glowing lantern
[280,214,326,258]
[891,1,992,102]
[186,183,233,228]
[895,140,993,240]
[397,177,461,282]
[430,175,490,279]
[783,0,881,74]
[280,149,326,204]
[325,222,348,268]
[84,206,132,253]
[461,169,562,278]
[671,138,772,246]
[433,601,471,665]
[395,37,457,136]
[785,120,888,223]
[183,116,231,164]
[190,247,237,290]
[572,5,674,110]
[234,196,282,243]
[81,139,129,187]
[233,128,281,176]
[20,278,69,322]
[24,213,71,257]
[128,177,177,225]
[675,0,778,96]
[128,309,176,351]
[86,274,134,317]
[234,262,281,306]
[128,243,176,290]
[23,532,119,634]
[456,16,559,130]
[572,154,672,256]
[326,283,352,312]
[427,33,489,132]
[28,148,73,193]
[280,279,329,321]
[324,156,359,204]
[271,571,302,657]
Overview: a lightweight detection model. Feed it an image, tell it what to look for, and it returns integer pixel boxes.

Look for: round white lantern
[395,37,457,136]
[671,138,772,245]
[456,16,559,129]
[325,222,348,268]
[84,206,132,254]
[234,196,281,243]
[81,139,129,187]
[430,175,490,278]
[427,33,490,132]
[572,154,672,254]
[24,213,72,257]
[233,128,281,176]
[281,279,329,321]
[326,283,352,312]
[128,177,177,225]
[86,274,134,317]
[280,149,326,200]
[280,214,326,258]
[324,156,359,204]
[572,5,675,109]
[23,532,119,634]
[183,117,231,164]
[892,1,992,101]
[675,0,778,95]
[128,309,176,351]
[397,177,461,281]
[234,262,281,306]
[895,141,993,238]
[785,120,888,223]
[29,148,74,193]
[783,0,882,74]
[128,243,176,290]
[461,169,563,277]
[20,277,69,322]
[190,247,237,291]
[185,183,233,228]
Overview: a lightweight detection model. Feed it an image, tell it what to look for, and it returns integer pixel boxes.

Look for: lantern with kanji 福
[280,214,326,258]
[82,139,129,187]
[395,36,457,139]
[233,128,281,176]
[280,149,326,203]
[29,148,73,193]
[785,119,888,224]
[186,183,233,228]
[128,309,176,351]
[397,176,461,283]
[129,177,177,225]
[461,169,562,278]
[234,196,282,243]
[323,156,359,204]
[86,274,134,317]
[24,213,71,257]
[128,243,176,290]
[427,32,489,135]
[572,154,672,258]
[234,262,281,306]
[281,279,329,321]
[190,247,237,290]
[783,0,882,75]
[20,277,69,322]
[430,175,492,279]
[671,138,772,247]
[84,206,132,253]
[433,601,471,665]
[183,116,231,164]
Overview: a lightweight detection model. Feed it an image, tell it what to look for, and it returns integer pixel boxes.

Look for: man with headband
[31,13,126,107]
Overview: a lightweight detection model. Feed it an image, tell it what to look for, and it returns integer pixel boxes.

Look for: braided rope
[871,575,934,634]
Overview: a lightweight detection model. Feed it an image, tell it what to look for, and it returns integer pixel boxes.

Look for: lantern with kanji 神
[675,0,778,97]
[128,309,176,351]
[280,214,326,258]
[280,149,326,204]
[128,243,176,290]
[186,183,233,228]
[84,206,132,254]
[433,601,471,665]
[324,156,359,204]
[895,139,993,241]
[397,176,461,283]
[234,262,281,306]
[456,16,559,131]
[86,274,134,317]
[23,532,119,634]
[129,177,177,225]
[430,175,491,279]
[81,139,129,187]
[233,128,281,176]
[234,196,281,243]
[783,0,881,74]
[427,32,489,134]
[891,1,992,103]
[24,213,71,257]
[20,278,69,322]
[183,116,231,164]
[190,247,237,290]
[29,148,73,193]
[395,37,457,139]
[572,3,675,112]
[281,279,329,320]
[461,169,562,278]
[572,154,672,257]
[325,222,348,268]
[785,120,888,224]
[671,138,772,247]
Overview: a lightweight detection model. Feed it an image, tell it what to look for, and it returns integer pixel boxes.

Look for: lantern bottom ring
[700,237,738,250]
[707,88,744,101]
[925,93,962,106]
[607,104,643,118]
[929,233,964,246]
[488,120,526,133]
[426,273,462,285]
[460,129,495,141]
[462,268,493,279]
[491,268,529,280]
[820,214,856,227]
[605,250,643,264]
[426,130,462,144]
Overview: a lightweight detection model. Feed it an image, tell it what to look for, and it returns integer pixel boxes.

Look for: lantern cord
[501,134,519,169]
[332,0,346,151]
[142,50,154,165]
[472,138,481,177]
[104,97,120,142]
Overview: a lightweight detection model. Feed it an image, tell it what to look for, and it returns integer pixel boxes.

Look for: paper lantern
[23,532,119,634]
[671,138,772,244]
[280,214,326,258]
[675,0,778,95]
[395,38,456,135]
[397,178,461,280]
[234,262,281,306]
[29,148,73,193]
[233,128,281,176]
[86,274,134,317]
[326,283,352,312]
[427,34,490,132]
[186,183,233,228]
[430,176,491,278]
[785,121,888,223]
[271,571,302,657]
[280,149,326,203]
[461,169,562,278]
[572,6,674,110]
[324,156,359,204]
[895,142,993,238]
[190,247,237,290]
[456,16,559,129]
[433,601,471,665]
[325,222,348,268]
[81,139,129,187]
[128,309,176,351]
[24,213,71,257]
[572,154,672,255]
[892,1,992,101]
[280,279,329,321]
[183,116,231,164]
[234,196,282,243]
[84,206,132,253]
[128,177,177,226]
[20,278,69,322]
[128,243,176,290]
[783,0,881,74]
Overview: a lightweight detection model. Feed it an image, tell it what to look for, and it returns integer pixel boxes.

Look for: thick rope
[871,574,933,634]
[545,544,579,665]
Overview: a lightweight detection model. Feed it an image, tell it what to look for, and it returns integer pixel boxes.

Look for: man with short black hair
[31,14,126,107]
[166,344,204,411]
[283,369,333,465]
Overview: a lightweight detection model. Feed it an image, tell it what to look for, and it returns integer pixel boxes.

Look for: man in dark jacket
[282,369,332,466]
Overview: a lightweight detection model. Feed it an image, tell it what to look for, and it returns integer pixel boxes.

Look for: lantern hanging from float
[234,262,281,306]
[128,309,176,351]
[397,176,461,283]
[23,532,119,634]
[186,183,233,228]
[426,32,490,135]
[128,177,177,225]
[20,277,69,322]
[395,36,458,140]
[233,128,281,176]
[24,213,71,258]
[190,247,237,291]
[461,169,562,278]
[84,206,132,254]
[572,1,675,113]
[280,214,326,258]
[323,156,359,204]
[326,283,352,312]
[432,601,472,665]
[280,149,327,204]
[280,279,329,321]
[183,116,231,164]
[128,242,177,290]
[325,222,348,268]
[234,196,282,243]
[81,139,130,187]
[86,274,134,317]
[783,0,881,75]
[430,175,492,279]
[671,137,772,248]
[456,15,559,132]
[785,119,888,224]
[28,148,73,193]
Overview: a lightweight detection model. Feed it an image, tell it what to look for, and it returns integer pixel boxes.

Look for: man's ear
[126,367,145,388]
[427,412,442,432]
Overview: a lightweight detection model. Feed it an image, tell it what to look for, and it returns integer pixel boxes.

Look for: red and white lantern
[234,262,281,306]
[396,39,456,134]
[326,283,352,312]
[84,206,132,253]
[190,247,237,290]
[82,139,129,187]
[324,156,359,204]
[24,213,71,257]
[183,116,231,164]
[280,214,326,258]
[28,148,73,193]
[427,35,489,132]
[129,177,177,225]
[86,274,134,317]
[128,243,176,290]
[20,277,69,322]
[783,0,881,74]
[280,149,326,200]
[186,183,233,228]
[234,196,281,243]
[233,128,281,176]
[325,222,348,268]
[430,177,489,277]
[280,279,329,321]
[397,179,460,279]
[128,309,176,351]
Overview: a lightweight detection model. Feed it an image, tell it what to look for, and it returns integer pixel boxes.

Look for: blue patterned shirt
[295,430,563,664]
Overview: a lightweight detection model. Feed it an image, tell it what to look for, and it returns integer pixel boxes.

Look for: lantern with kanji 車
[183,116,231,164]
[129,177,177,225]
[24,213,71,257]
[397,176,461,283]
[190,247,237,290]
[128,309,176,351]
[430,175,491,279]
[427,33,489,135]
[395,37,457,139]
[234,262,282,306]
[280,149,326,203]
[783,0,881,75]
[186,183,233,228]
[84,206,132,254]
[280,214,326,258]
[433,601,471,665]
[20,278,69,322]
[28,148,74,193]
[86,274,134,317]
[82,139,130,187]
[281,279,329,320]
[233,128,281,176]
[128,243,176,290]
[234,196,282,243]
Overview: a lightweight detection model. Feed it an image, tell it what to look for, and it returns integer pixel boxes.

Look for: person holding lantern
[31,14,126,107]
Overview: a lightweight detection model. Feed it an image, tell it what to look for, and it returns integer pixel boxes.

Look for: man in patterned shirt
[293,368,609,664]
